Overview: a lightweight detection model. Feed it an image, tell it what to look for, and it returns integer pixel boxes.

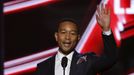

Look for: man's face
[55,21,80,55]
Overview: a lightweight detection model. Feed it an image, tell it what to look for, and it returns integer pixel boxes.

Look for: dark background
[0,0,4,75]
[4,0,100,61]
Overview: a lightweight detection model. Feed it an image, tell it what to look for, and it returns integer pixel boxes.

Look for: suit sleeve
[92,33,118,73]
[36,63,42,75]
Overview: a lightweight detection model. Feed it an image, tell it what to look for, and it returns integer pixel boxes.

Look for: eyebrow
[59,29,77,31]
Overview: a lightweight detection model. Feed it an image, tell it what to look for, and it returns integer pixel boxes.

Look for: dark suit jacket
[36,34,118,75]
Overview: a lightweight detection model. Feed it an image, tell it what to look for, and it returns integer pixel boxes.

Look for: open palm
[96,4,110,31]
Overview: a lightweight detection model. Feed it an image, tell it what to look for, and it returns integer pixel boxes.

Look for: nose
[65,33,70,40]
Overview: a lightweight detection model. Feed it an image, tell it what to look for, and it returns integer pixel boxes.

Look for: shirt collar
[56,51,74,62]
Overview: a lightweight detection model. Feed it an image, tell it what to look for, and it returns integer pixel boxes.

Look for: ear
[54,32,58,41]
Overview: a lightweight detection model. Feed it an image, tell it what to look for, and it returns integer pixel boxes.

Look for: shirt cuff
[103,29,112,36]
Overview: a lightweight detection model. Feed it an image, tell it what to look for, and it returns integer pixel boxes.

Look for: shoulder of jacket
[37,55,55,66]
[83,52,98,58]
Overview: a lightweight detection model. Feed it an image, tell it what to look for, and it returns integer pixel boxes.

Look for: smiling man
[55,20,80,55]
[36,4,118,75]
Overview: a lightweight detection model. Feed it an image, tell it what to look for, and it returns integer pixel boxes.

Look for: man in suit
[36,4,117,75]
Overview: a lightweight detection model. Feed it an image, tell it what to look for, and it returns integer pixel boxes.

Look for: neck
[59,49,74,55]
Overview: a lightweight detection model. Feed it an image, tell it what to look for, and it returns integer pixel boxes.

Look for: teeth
[65,43,70,44]
[63,42,71,44]
[63,42,71,47]
[64,44,70,47]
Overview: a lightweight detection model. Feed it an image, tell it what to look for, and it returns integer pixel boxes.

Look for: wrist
[103,29,112,36]
[103,27,110,31]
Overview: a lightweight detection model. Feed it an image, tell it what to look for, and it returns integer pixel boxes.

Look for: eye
[60,31,66,34]
[71,32,77,35]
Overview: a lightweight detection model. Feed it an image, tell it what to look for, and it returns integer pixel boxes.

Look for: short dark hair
[56,18,80,34]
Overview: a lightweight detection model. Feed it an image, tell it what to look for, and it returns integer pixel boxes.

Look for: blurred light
[126,0,134,14]
[114,0,124,14]
[5,47,58,68]
[5,57,50,75]
[117,22,124,31]
[4,47,58,75]
[121,29,134,39]
[115,28,121,41]
[76,13,97,53]
[129,73,134,75]
[4,0,54,14]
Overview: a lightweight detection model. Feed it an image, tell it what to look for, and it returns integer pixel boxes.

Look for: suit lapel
[70,51,80,75]
[70,51,92,75]
[48,56,55,75]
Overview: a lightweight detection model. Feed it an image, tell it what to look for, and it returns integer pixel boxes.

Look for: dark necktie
[61,57,68,75]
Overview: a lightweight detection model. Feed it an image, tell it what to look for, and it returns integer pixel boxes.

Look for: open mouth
[63,42,71,47]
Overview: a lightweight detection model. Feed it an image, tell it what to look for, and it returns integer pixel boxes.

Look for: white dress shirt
[103,29,112,36]
[55,51,74,75]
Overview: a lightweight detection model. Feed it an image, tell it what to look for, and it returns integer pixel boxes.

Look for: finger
[105,4,109,14]
[96,14,101,23]
[96,10,102,20]
[103,4,108,14]
[96,15,103,27]
[105,4,111,15]
[97,5,101,16]
[96,14,99,21]
[104,4,107,14]
[108,8,110,15]
[96,5,104,19]
[101,3,105,14]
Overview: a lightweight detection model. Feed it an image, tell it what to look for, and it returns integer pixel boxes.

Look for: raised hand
[96,4,111,31]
